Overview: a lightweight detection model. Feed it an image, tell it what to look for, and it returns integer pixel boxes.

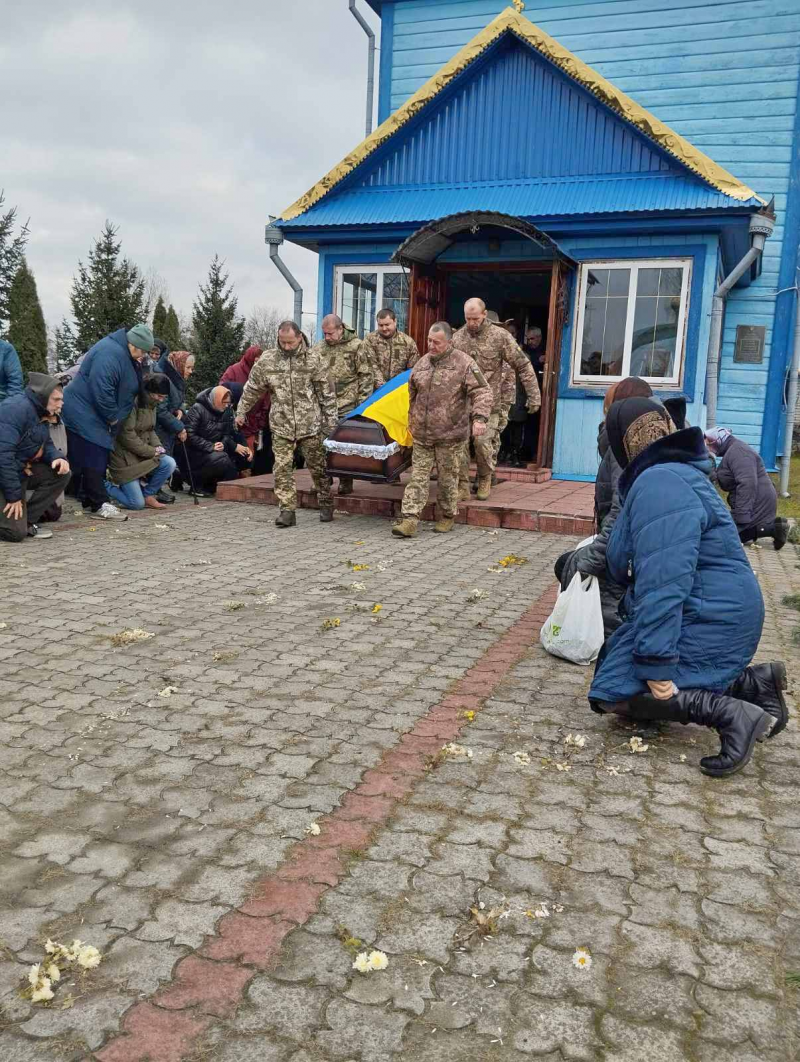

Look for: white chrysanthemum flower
[572,947,592,970]
[305,823,321,836]
[76,945,102,969]
[28,964,41,986]
[533,904,550,919]
[353,952,372,973]
[554,762,572,772]
[442,743,472,759]
[606,765,620,777]
[45,964,60,982]
[44,939,58,955]
[513,751,531,766]
[31,978,54,1002]
[679,754,687,762]
[368,950,389,971]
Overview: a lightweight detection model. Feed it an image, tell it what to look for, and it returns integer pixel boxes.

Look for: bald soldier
[453,299,541,501]
[312,314,373,495]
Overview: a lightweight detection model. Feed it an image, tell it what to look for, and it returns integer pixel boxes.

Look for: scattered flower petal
[605,766,620,777]
[679,754,687,762]
[350,582,366,592]
[565,733,587,749]
[554,762,572,772]
[223,601,245,612]
[467,588,488,601]
[158,686,180,698]
[321,617,341,631]
[110,628,154,647]
[513,751,531,766]
[305,823,321,836]
[371,603,382,614]
[628,736,649,754]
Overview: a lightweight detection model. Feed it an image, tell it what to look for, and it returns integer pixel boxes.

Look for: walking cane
[180,438,200,506]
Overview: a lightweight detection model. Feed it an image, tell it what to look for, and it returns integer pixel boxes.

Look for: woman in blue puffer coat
[589,397,787,778]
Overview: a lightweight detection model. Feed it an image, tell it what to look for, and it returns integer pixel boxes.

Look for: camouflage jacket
[452,321,541,414]
[361,329,420,389]
[408,345,493,447]
[500,362,516,411]
[236,338,338,441]
[311,328,373,414]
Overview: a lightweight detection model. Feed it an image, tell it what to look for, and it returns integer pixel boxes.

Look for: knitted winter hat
[127,323,155,352]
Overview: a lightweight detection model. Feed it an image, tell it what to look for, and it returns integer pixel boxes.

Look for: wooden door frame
[537,259,569,469]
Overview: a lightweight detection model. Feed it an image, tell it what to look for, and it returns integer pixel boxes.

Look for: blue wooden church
[275,0,800,479]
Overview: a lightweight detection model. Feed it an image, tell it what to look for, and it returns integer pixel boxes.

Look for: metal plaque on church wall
[733,325,765,364]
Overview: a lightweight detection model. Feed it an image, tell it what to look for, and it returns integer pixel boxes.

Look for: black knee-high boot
[725,662,788,739]
[627,690,770,778]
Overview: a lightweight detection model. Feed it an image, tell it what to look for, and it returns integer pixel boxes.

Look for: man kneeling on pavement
[0,373,71,542]
[393,322,492,538]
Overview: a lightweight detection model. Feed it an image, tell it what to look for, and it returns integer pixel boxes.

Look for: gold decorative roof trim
[280,6,762,221]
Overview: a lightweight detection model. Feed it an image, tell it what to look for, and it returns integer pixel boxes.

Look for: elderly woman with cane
[588,397,787,778]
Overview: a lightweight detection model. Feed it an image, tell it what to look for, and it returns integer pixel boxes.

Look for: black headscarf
[605,397,674,469]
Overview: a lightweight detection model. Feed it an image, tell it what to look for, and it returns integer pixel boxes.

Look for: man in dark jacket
[0,373,71,542]
[705,428,787,549]
[0,340,24,402]
[62,323,154,518]
[181,385,251,493]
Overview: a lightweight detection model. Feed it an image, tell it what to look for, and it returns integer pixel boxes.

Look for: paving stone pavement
[0,497,798,1062]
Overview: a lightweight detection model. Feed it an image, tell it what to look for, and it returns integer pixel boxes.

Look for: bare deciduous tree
[245,305,286,349]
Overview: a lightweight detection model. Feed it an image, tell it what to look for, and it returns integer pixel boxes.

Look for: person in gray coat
[704,427,787,549]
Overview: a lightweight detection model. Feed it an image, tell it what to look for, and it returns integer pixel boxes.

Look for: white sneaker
[92,502,129,522]
[27,524,53,540]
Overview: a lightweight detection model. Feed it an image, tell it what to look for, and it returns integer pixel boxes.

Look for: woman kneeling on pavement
[104,374,177,511]
[588,397,787,778]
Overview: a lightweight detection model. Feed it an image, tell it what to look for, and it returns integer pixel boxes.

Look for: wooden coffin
[324,416,412,483]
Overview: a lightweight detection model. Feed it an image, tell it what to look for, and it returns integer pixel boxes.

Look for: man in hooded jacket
[0,373,71,541]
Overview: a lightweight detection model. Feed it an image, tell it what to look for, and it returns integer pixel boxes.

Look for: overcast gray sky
[1,0,379,331]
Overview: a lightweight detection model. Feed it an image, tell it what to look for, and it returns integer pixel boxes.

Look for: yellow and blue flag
[344,371,412,447]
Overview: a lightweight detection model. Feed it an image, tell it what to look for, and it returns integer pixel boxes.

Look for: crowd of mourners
[0,300,790,781]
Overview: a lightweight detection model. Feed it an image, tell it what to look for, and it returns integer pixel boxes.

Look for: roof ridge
[279,6,762,221]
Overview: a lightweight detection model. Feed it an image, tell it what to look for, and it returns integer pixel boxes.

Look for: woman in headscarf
[153,348,195,493]
[704,426,787,550]
[220,346,271,473]
[588,397,787,777]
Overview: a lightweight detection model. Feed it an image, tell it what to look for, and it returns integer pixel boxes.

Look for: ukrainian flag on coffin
[344,371,412,447]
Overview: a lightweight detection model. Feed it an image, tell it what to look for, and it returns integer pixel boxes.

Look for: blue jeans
[105,456,176,510]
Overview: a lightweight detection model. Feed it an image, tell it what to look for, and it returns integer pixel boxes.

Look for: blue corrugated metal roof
[279,173,758,229]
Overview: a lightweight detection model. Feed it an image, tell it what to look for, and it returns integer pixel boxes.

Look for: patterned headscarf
[606,397,675,469]
[703,426,732,452]
[169,351,194,378]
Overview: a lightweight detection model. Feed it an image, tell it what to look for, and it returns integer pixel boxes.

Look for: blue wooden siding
[383,0,800,455]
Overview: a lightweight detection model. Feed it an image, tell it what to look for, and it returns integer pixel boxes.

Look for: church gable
[356,35,675,190]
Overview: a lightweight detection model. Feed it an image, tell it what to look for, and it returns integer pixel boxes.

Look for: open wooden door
[407,263,445,355]
[537,260,570,469]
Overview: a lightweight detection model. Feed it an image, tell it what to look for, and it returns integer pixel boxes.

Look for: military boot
[392,517,418,538]
[275,510,296,528]
[476,475,492,501]
[434,517,454,533]
[338,478,353,496]
[319,506,333,523]
[458,483,471,502]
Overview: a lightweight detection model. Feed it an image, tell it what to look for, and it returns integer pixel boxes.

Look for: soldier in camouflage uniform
[236,320,338,528]
[361,308,420,389]
[312,314,374,495]
[392,322,492,539]
[453,298,540,501]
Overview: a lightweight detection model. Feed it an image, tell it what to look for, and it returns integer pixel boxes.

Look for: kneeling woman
[105,374,177,510]
[589,398,787,777]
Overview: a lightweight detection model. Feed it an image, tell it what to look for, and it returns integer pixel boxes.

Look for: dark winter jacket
[714,434,777,530]
[107,397,162,485]
[0,340,24,403]
[0,375,64,502]
[589,427,764,704]
[62,329,142,450]
[154,351,187,451]
[183,388,244,463]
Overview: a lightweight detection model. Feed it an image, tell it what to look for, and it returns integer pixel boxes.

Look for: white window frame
[333,264,409,338]
[571,257,692,388]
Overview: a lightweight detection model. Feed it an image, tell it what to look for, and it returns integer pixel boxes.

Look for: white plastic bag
[540,572,604,665]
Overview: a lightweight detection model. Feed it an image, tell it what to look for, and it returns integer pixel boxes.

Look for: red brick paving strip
[95,584,559,1062]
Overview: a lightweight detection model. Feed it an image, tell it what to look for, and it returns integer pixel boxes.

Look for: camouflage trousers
[459,412,500,487]
[402,441,462,519]
[272,434,332,511]
[493,405,512,463]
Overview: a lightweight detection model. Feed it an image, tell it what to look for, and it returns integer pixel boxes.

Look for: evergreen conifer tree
[70,221,147,352]
[191,257,245,393]
[7,257,47,374]
[53,318,79,372]
[0,191,29,335]
[163,304,183,351]
[152,295,167,340]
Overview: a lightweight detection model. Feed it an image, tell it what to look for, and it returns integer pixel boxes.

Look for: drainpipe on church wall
[705,210,775,429]
[779,280,800,495]
[349,0,375,137]
[264,219,303,328]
